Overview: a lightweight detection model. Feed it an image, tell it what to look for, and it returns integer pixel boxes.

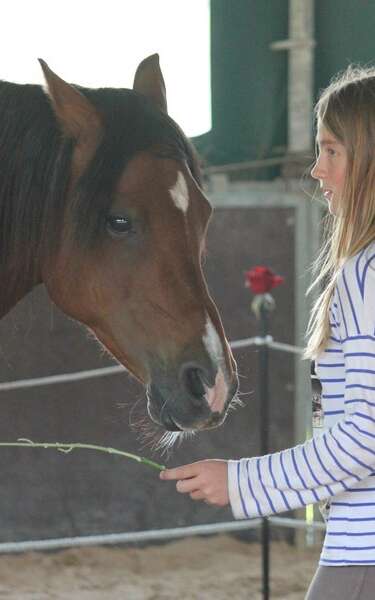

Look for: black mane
[0,80,201,299]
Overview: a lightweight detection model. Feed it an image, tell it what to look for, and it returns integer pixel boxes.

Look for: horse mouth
[146,391,228,432]
[160,412,183,432]
[145,388,180,431]
[146,368,238,432]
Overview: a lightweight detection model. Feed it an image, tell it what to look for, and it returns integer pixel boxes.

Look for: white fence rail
[0,336,303,392]
[0,334,319,555]
[0,516,325,555]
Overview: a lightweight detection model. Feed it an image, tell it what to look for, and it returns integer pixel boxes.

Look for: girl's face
[310,122,348,216]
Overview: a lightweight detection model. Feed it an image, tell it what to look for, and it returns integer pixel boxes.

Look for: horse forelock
[68,87,202,248]
[0,81,201,298]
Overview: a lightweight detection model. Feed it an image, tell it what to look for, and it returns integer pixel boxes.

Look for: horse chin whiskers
[155,429,195,455]
[228,393,245,412]
[124,405,187,458]
[227,386,253,413]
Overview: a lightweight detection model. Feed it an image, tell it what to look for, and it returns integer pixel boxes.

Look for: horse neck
[0,274,36,319]
[0,239,38,318]
[0,82,56,319]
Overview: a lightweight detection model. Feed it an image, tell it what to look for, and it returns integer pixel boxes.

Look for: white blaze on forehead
[169,171,189,214]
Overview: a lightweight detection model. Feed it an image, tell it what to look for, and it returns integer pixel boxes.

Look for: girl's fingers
[160,464,199,481]
[190,490,205,501]
[176,477,200,494]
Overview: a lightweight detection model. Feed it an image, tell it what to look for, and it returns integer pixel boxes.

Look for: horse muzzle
[146,361,239,431]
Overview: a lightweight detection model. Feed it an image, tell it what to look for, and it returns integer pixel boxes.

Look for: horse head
[36,56,238,432]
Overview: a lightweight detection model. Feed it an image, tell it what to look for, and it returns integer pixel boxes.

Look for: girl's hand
[159,459,229,507]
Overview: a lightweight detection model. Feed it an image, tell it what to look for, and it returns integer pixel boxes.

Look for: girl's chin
[328,207,336,216]
[327,199,339,217]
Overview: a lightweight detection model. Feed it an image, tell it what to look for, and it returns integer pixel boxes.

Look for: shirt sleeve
[228,250,375,520]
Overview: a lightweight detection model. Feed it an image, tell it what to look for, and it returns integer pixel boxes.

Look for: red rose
[245,266,284,295]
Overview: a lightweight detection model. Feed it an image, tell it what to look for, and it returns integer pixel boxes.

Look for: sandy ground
[0,535,321,600]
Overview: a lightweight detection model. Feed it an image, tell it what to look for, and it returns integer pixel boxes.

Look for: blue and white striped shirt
[228,242,375,565]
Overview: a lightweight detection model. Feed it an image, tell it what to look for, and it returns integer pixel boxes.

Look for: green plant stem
[0,439,165,471]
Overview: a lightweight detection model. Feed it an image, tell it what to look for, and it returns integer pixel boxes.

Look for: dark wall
[0,206,295,542]
[315,1,375,93]
[195,0,288,170]
[195,1,375,171]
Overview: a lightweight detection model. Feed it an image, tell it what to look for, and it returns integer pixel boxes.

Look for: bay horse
[0,55,238,433]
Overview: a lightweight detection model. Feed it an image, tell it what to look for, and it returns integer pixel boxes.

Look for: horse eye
[105,215,133,237]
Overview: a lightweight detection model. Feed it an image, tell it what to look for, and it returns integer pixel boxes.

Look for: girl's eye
[105,215,134,237]
[327,148,336,156]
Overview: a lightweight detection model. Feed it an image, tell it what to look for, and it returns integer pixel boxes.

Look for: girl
[160,66,375,598]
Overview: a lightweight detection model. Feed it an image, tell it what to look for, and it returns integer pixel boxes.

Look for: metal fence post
[259,305,270,600]
[246,266,284,600]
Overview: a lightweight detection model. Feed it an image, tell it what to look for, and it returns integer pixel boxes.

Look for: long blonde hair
[305,65,375,358]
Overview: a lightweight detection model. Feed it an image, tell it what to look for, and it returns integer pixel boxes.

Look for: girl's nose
[311,159,324,180]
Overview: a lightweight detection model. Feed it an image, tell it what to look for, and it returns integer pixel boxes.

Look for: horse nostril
[183,366,206,400]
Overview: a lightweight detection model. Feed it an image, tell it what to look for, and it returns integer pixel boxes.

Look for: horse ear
[133,54,168,114]
[38,59,102,142]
